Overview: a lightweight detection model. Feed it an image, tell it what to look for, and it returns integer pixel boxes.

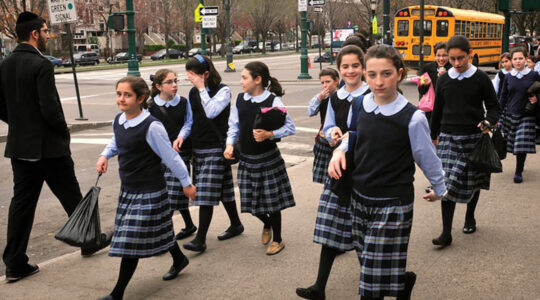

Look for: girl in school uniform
[148,68,197,240]
[96,76,196,300]
[224,61,295,255]
[297,45,369,300]
[308,68,340,184]
[492,52,512,97]
[499,47,540,183]
[328,45,447,300]
[183,54,244,253]
[430,36,500,246]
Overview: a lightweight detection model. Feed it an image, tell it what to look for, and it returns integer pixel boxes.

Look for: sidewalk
[1,154,539,299]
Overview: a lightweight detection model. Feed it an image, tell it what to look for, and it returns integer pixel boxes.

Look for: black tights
[313,246,340,292]
[194,203,242,242]
[516,153,527,175]
[255,212,282,242]
[440,191,480,237]
[109,243,185,299]
[179,209,194,229]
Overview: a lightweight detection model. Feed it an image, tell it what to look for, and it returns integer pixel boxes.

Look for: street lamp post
[200,0,207,55]
[370,0,377,46]
[223,0,234,72]
[297,11,312,79]
[126,0,140,76]
[383,0,390,45]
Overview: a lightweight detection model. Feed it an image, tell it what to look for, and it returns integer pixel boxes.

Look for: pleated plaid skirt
[313,179,354,252]
[238,148,295,215]
[163,152,191,211]
[437,132,490,203]
[351,189,414,298]
[109,188,175,258]
[500,113,537,154]
[192,148,235,206]
[312,140,334,184]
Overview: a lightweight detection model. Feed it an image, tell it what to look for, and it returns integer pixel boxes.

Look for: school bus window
[479,23,484,38]
[498,24,502,38]
[455,20,461,35]
[437,20,449,37]
[413,20,432,36]
[487,24,491,38]
[466,21,471,38]
[397,20,409,36]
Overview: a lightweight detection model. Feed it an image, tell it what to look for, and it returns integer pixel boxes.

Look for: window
[397,20,409,36]
[455,20,462,35]
[479,23,484,38]
[466,22,470,38]
[498,24,502,38]
[471,22,477,38]
[437,20,449,36]
[413,20,432,36]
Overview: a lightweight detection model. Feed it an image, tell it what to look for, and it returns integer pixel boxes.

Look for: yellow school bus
[393,6,505,68]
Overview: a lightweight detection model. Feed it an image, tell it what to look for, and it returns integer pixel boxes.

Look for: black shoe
[217,224,244,241]
[432,234,452,247]
[96,295,114,300]
[81,231,113,257]
[397,272,417,300]
[513,174,523,183]
[5,263,39,283]
[296,285,326,300]
[175,226,197,240]
[183,239,206,252]
[463,219,476,234]
[162,256,189,281]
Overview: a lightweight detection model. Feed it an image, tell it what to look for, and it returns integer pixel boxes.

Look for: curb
[0,121,112,143]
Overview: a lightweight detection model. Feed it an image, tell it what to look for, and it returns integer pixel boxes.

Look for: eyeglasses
[162,79,178,85]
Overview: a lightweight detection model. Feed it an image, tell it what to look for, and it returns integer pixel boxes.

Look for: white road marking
[61,92,116,102]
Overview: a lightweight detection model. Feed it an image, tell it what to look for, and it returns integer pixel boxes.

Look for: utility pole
[224,0,234,72]
[200,0,207,55]
[383,0,390,45]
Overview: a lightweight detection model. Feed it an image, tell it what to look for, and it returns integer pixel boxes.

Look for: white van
[73,44,99,53]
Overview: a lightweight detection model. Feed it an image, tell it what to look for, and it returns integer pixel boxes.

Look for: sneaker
[5,263,39,283]
[81,231,113,257]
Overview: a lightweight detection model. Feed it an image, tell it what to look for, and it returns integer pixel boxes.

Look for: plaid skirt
[109,188,175,258]
[351,189,414,298]
[312,140,334,184]
[192,148,235,206]
[313,178,354,251]
[500,113,537,154]
[437,133,490,203]
[163,152,191,211]
[238,148,295,215]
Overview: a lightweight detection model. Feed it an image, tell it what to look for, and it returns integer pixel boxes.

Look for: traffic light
[108,14,125,31]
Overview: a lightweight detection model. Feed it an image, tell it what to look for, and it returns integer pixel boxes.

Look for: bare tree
[173,0,198,51]
[0,0,47,40]
[241,0,290,54]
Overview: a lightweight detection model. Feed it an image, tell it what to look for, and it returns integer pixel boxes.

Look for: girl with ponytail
[224,61,296,255]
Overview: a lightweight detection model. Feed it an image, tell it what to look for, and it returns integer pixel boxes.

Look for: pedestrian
[430,35,501,246]
[417,42,452,124]
[499,47,539,183]
[148,69,197,240]
[96,76,196,300]
[0,12,111,283]
[224,61,296,255]
[328,44,446,300]
[337,35,369,88]
[308,68,340,184]
[296,45,369,300]
[492,52,512,97]
[183,54,244,253]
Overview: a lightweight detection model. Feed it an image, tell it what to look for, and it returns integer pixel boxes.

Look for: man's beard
[37,34,47,52]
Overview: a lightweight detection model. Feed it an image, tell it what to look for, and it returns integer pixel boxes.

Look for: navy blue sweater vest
[330,94,353,134]
[236,93,278,155]
[189,84,229,149]
[318,97,329,130]
[148,97,192,152]
[113,113,165,192]
[352,102,417,198]
[502,71,540,116]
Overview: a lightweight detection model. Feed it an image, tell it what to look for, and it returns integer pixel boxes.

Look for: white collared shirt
[448,64,477,80]
[510,67,531,79]
[191,85,232,119]
[492,69,510,95]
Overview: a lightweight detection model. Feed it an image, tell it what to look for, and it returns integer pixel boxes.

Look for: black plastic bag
[491,128,507,160]
[55,174,102,247]
[469,134,502,173]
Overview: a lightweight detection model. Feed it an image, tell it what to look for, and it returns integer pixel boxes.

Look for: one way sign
[200,6,219,16]
[309,0,325,6]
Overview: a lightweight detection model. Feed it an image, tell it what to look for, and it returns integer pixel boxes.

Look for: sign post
[298,0,312,79]
[48,0,86,120]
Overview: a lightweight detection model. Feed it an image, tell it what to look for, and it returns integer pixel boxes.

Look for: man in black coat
[0,12,111,283]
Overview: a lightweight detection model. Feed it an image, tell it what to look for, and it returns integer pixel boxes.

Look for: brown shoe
[266,241,285,255]
[261,227,272,245]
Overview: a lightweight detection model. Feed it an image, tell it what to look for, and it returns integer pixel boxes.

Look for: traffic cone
[308,57,311,69]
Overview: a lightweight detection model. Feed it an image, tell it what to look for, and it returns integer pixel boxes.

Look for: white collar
[510,67,531,78]
[501,69,510,74]
[243,90,271,103]
[362,92,408,116]
[336,82,370,101]
[118,109,150,128]
[154,94,180,107]
[448,64,477,80]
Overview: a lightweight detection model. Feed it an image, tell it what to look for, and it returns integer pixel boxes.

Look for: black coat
[0,43,71,159]
[417,61,453,98]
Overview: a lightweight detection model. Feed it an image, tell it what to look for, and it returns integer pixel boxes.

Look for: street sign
[48,0,77,24]
[202,16,217,29]
[314,7,323,12]
[309,0,325,6]
[200,6,219,16]
[372,16,378,34]
[298,0,307,12]
[194,3,203,23]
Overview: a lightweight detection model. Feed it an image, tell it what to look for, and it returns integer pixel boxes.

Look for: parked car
[62,52,100,66]
[44,55,62,67]
[509,35,527,49]
[150,49,183,60]
[233,44,253,54]
[314,52,332,63]
[107,52,143,64]
[188,48,202,57]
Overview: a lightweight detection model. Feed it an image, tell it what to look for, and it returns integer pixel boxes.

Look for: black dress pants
[3,157,82,269]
